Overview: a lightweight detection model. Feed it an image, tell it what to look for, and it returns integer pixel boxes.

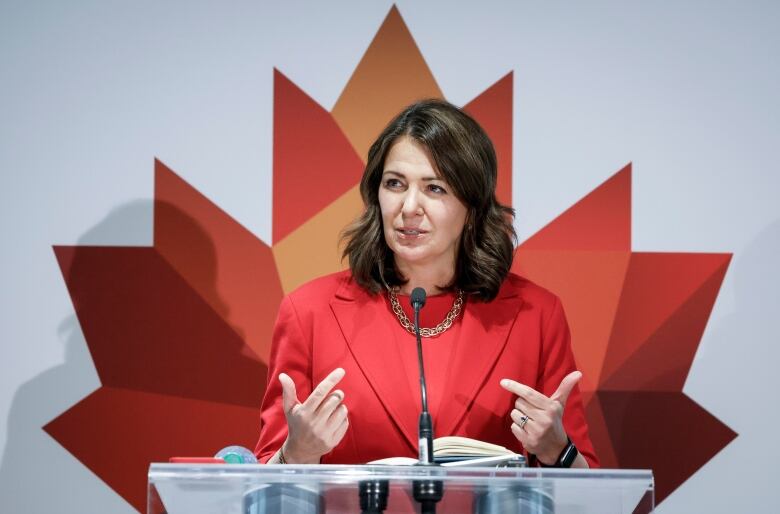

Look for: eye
[384,178,404,189]
[428,184,447,194]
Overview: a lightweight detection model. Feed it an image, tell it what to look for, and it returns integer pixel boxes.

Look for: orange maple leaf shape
[47,6,735,511]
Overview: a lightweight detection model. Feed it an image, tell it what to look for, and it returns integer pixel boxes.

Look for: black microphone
[411,287,435,465]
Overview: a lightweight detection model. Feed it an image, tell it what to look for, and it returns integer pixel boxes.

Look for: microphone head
[411,287,427,309]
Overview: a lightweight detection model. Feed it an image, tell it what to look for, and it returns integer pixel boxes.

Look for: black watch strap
[538,437,578,468]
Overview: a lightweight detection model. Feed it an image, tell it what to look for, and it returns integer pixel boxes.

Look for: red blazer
[255,271,598,467]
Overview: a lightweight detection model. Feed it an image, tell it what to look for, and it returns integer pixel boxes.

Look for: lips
[396,227,427,236]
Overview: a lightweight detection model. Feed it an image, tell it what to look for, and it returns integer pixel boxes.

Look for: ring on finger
[519,415,530,429]
[326,391,344,403]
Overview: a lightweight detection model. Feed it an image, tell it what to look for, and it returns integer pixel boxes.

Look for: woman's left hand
[500,371,582,465]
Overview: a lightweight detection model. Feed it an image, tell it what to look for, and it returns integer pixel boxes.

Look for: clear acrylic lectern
[148,464,653,514]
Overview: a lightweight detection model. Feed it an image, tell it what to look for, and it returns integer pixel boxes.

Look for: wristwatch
[538,437,578,468]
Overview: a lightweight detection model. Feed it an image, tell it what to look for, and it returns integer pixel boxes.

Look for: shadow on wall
[0,198,261,513]
[678,217,780,511]
[702,217,780,407]
[0,200,155,513]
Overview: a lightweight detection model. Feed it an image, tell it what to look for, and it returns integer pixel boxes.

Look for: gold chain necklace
[388,288,464,338]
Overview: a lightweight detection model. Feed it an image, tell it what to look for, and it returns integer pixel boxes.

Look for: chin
[391,246,435,265]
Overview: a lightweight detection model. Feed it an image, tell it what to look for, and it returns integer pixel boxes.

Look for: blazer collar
[435,289,523,438]
[331,280,419,452]
[330,276,524,452]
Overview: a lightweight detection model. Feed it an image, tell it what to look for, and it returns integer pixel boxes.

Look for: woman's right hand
[279,367,349,464]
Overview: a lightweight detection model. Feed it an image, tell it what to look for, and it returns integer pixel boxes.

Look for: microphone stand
[414,295,434,465]
[411,288,444,514]
[358,480,389,514]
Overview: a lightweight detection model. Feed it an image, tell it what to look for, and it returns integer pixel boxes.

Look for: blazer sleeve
[537,296,600,468]
[254,295,313,463]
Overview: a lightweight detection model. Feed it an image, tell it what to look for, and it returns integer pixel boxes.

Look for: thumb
[279,373,299,413]
[551,371,582,406]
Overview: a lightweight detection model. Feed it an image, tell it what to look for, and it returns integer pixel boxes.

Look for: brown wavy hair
[341,99,516,301]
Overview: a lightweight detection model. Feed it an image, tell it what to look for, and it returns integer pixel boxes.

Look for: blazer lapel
[330,280,418,452]
[435,286,524,438]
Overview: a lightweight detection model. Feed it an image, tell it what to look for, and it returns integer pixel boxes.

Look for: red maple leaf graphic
[514,167,736,502]
[47,6,735,511]
[48,162,284,510]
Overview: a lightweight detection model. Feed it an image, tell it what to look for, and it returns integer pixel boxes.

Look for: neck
[395,259,456,296]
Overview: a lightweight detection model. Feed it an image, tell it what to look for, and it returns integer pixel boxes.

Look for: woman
[254,99,598,468]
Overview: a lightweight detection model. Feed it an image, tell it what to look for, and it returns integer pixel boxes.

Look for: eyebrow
[382,170,442,182]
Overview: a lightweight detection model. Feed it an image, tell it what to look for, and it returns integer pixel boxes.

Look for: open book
[368,436,523,467]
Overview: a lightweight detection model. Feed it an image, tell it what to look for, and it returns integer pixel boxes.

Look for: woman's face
[378,136,468,273]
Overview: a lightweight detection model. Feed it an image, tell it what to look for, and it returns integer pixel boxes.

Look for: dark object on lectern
[359,480,389,513]
[413,478,444,514]
[475,485,554,514]
[243,484,323,514]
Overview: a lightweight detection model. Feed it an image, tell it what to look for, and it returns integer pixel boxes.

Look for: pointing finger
[500,378,550,409]
[303,368,346,411]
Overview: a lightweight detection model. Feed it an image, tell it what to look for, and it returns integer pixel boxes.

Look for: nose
[401,188,423,218]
